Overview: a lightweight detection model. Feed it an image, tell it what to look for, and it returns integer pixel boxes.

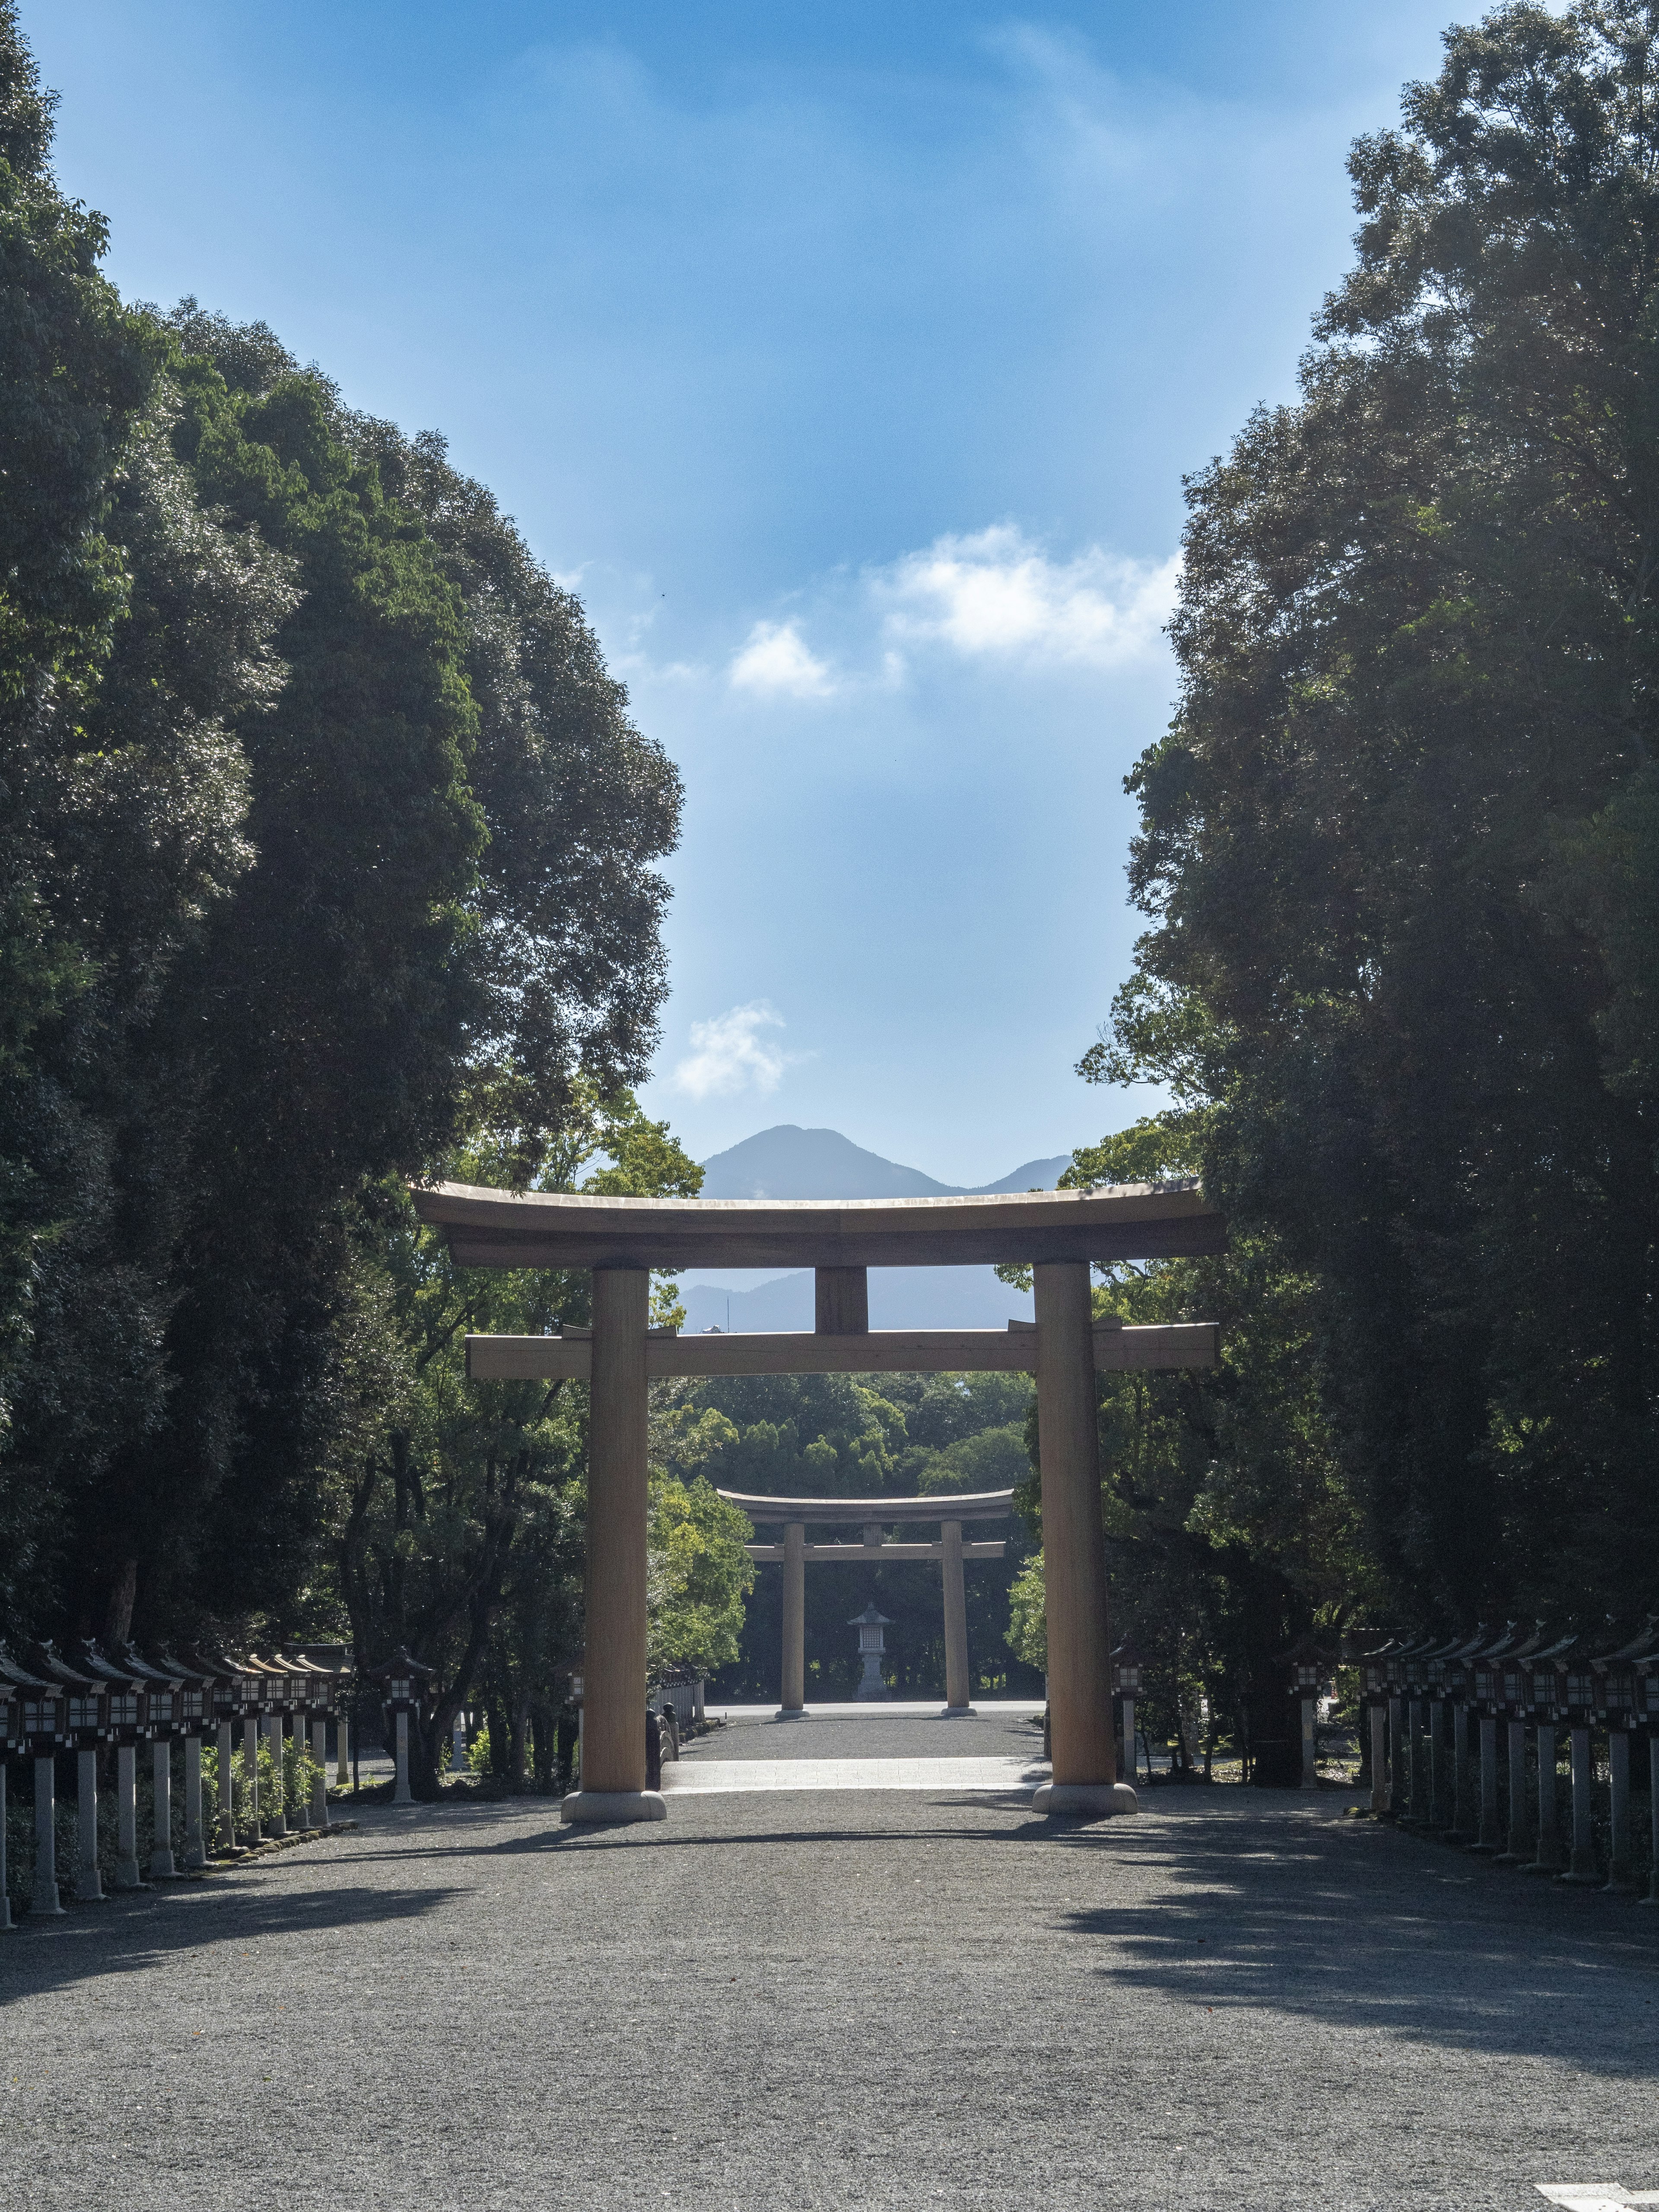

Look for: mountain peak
[697,1124,1070,1202]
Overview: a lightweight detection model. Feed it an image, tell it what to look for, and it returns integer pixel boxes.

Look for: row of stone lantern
[0,1638,437,1924]
[1351,1618,1659,1897]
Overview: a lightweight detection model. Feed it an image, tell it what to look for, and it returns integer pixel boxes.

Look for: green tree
[1106,0,1659,1633]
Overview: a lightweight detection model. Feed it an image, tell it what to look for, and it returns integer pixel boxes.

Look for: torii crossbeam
[414,1178,1226,1825]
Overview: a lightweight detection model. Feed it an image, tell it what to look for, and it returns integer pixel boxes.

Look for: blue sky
[32,0,1460,1184]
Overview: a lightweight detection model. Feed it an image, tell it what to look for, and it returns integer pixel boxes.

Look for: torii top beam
[714,1488,1015,1526]
[411,1181,1226,1273]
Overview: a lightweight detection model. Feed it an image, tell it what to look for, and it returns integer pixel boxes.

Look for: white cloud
[876,525,1179,668]
[728,619,837,699]
[673,1001,793,1100]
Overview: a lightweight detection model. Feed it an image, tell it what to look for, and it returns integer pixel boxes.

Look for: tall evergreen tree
[1109,0,1659,1627]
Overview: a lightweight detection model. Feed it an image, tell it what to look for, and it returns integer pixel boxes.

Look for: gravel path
[5,1742,1659,2210]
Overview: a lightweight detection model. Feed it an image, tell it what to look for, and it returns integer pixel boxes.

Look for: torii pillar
[1033,1261,1136,1817]
[561,1266,665,1824]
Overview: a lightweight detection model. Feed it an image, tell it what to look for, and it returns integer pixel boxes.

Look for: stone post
[1497,1719,1531,1864]
[0,1762,9,1930]
[1605,1730,1635,1894]
[243,1715,261,1831]
[1645,1735,1659,1906]
[1370,1700,1388,1816]
[217,1717,236,1851]
[941,1519,973,1714]
[75,1747,103,1901]
[1120,1694,1137,1783]
[289,1715,310,1831]
[1450,1702,1472,1840]
[261,1714,287,1836]
[150,1738,176,1879]
[311,1718,330,1830]
[1425,1703,1444,1830]
[777,1520,807,1717]
[1528,1723,1563,1873]
[1471,1715,1499,1851]
[33,1755,64,1917]
[562,1265,664,1824]
[693,1677,706,1725]
[1406,1699,1428,1822]
[183,1735,207,1870]
[1387,1697,1407,1818]
[1300,1695,1319,1790]
[336,1710,350,1788]
[1031,1260,1135,1818]
[393,1707,413,1804]
[1563,1724,1597,1883]
[114,1743,142,1889]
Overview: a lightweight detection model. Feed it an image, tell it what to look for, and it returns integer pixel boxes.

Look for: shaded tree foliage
[1106,0,1659,1632]
[0,0,684,1665]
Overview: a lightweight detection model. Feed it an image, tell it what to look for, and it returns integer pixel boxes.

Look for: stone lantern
[1592,1620,1653,1897]
[1558,1648,1601,1885]
[154,1649,215,1870]
[118,1645,188,1879]
[68,1641,149,1890]
[363,1649,435,1802]
[1627,1624,1659,1906]
[1355,1639,1395,1816]
[1493,1623,1548,1866]
[1111,1640,1142,1784]
[1467,1622,1522,1854]
[1521,1628,1575,1875]
[29,1641,109,1901]
[2,1646,65,1919]
[1282,1632,1332,1793]
[848,1605,893,1702]
[0,1648,52,1930]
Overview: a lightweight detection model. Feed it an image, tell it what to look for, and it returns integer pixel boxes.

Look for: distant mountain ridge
[697,1125,1070,1203]
[681,1125,1071,1334]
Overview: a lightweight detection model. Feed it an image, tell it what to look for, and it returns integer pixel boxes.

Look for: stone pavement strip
[4,1713,1658,2212]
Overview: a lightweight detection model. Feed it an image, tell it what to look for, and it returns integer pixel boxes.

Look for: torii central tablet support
[414,1178,1226,1825]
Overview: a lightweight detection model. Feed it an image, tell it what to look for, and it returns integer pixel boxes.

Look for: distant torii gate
[717,1486,1016,1715]
[413,1179,1225,1826]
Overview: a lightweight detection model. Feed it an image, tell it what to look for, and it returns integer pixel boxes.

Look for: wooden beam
[815,1266,869,1334]
[744,1541,1007,1562]
[416,1179,1227,1271]
[465,1321,1219,1382]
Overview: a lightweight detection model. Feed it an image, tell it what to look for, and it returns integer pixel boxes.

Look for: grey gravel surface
[685,1703,1044,1761]
[4,1755,1658,2211]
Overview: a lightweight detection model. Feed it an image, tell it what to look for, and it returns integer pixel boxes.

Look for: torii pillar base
[774,1707,810,1721]
[560,1790,667,1825]
[1034,1781,1138,1818]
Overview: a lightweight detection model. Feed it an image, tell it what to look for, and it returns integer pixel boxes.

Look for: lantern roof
[1588,1616,1659,1671]
[847,1603,894,1628]
[65,1638,144,1690]
[1471,1621,1523,1664]
[111,1642,184,1691]
[1527,1628,1578,1671]
[25,1640,102,1693]
[149,1647,216,1691]
[0,1643,51,1695]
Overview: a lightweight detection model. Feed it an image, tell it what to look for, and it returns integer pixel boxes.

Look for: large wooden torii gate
[413,1179,1225,1824]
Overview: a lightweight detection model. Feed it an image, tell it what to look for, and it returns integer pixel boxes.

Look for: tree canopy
[1102,0,1659,1635]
